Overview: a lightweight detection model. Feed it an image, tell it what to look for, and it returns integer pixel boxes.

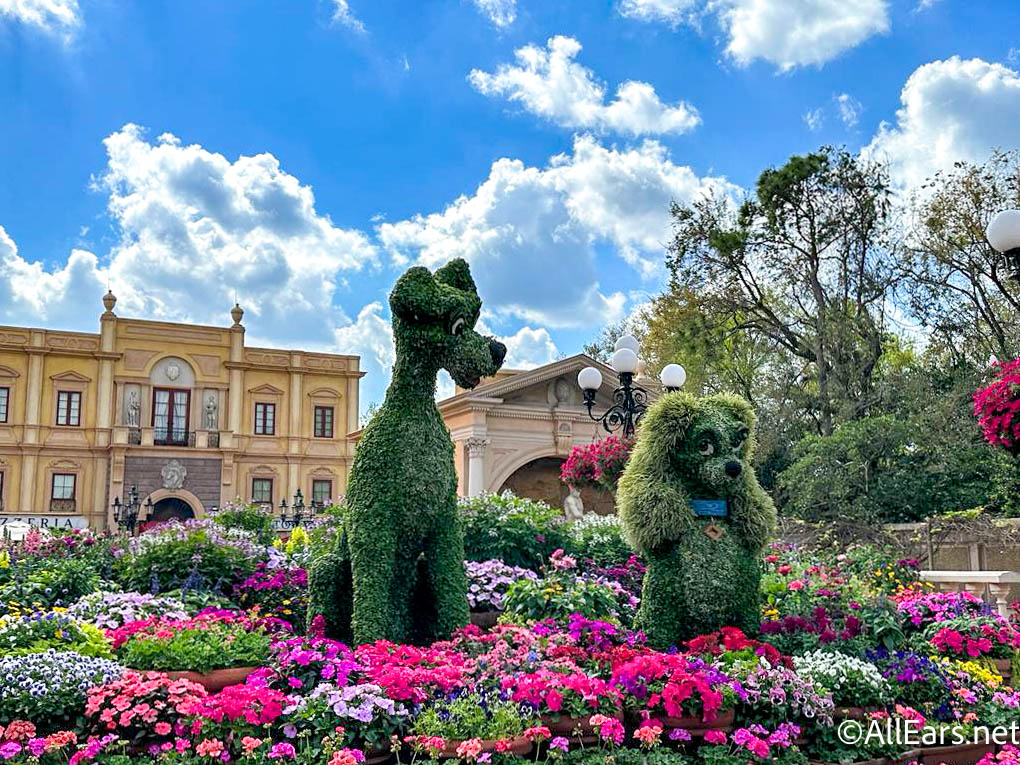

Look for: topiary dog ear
[389,266,445,323]
[640,393,697,447]
[434,258,477,295]
[712,393,757,431]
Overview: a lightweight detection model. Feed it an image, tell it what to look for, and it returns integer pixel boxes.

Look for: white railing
[920,570,1020,619]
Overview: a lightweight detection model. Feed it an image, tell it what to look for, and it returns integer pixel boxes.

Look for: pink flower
[456,738,483,761]
[704,730,727,745]
[787,580,805,591]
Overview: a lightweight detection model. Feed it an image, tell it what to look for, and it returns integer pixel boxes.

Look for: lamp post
[112,484,152,535]
[987,209,1020,282]
[577,334,686,438]
[279,488,324,529]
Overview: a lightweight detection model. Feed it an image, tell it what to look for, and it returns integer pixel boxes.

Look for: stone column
[465,437,489,497]
[227,305,245,435]
[18,332,45,513]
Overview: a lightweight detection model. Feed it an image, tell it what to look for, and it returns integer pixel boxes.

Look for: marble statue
[204,395,218,430]
[125,390,140,427]
[564,485,585,521]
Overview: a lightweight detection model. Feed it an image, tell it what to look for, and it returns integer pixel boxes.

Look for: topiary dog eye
[698,438,715,456]
[733,425,750,446]
[449,317,466,336]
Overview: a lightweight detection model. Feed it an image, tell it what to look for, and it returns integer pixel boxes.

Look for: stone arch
[490,449,616,516]
[142,488,206,520]
[144,356,197,388]
[487,445,561,493]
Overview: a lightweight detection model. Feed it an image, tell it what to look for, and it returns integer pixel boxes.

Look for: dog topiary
[308,259,506,645]
[616,391,776,648]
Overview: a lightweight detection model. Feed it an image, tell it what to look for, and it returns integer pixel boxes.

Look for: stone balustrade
[920,569,1020,619]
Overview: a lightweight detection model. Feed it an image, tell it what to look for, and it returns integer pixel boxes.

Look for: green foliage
[565,514,632,565]
[501,569,626,625]
[0,556,102,610]
[780,412,1001,523]
[116,622,272,674]
[343,259,505,644]
[0,613,113,658]
[618,392,776,647]
[307,549,353,643]
[460,492,569,570]
[411,691,536,741]
[114,526,257,595]
[211,501,276,544]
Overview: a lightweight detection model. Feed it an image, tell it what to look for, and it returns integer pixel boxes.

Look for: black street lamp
[577,334,687,438]
[279,488,325,528]
[987,209,1020,282]
[112,485,152,535]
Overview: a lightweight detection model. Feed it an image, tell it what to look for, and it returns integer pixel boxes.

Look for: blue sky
[2,0,1020,410]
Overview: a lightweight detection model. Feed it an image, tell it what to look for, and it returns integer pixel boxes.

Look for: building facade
[439,354,660,515]
[0,292,362,530]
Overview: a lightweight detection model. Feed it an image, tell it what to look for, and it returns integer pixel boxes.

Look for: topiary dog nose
[725,461,742,478]
[490,340,507,368]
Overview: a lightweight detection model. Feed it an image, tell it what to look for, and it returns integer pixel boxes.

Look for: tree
[902,151,1020,362]
[667,147,898,436]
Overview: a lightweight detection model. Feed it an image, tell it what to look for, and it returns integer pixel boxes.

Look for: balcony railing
[154,428,196,447]
[49,498,76,513]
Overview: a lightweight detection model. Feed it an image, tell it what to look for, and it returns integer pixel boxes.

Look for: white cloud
[720,0,889,70]
[469,35,700,136]
[378,134,735,328]
[0,226,106,326]
[836,93,862,127]
[472,0,516,27]
[331,0,366,33]
[619,0,889,70]
[864,57,1020,188]
[617,0,698,26]
[0,124,377,345]
[0,0,80,39]
[334,301,394,373]
[498,326,559,368]
[803,108,824,132]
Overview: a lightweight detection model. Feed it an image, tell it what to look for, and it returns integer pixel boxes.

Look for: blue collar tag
[690,499,728,518]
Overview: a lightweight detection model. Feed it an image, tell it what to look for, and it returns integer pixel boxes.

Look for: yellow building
[0,291,362,530]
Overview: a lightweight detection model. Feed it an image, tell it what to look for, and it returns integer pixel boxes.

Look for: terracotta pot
[163,666,258,692]
[660,707,736,733]
[469,611,501,630]
[542,711,623,744]
[915,743,995,765]
[362,748,392,765]
[439,736,531,759]
[993,658,1014,681]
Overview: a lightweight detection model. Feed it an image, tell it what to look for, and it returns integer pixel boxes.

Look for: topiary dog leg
[634,545,690,650]
[420,514,469,642]
[349,516,397,644]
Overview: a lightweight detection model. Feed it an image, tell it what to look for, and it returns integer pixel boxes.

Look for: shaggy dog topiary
[617,392,776,648]
[308,259,506,645]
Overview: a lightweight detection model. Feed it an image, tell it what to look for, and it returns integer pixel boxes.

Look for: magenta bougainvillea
[560,436,633,492]
[973,357,1020,454]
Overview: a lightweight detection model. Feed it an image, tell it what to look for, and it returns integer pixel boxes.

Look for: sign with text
[0,515,89,530]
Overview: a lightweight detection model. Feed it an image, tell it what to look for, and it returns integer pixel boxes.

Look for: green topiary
[617,391,776,648]
[309,259,506,644]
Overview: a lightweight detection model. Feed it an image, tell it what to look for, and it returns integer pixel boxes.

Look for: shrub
[0,650,123,732]
[114,520,276,595]
[210,500,276,544]
[792,651,890,708]
[501,557,628,626]
[411,690,536,742]
[0,557,102,611]
[566,514,632,565]
[459,492,568,571]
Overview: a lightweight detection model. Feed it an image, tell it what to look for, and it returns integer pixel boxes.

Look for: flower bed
[0,515,1016,765]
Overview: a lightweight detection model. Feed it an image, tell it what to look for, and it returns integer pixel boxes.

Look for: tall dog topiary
[315,259,506,645]
[617,392,776,648]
